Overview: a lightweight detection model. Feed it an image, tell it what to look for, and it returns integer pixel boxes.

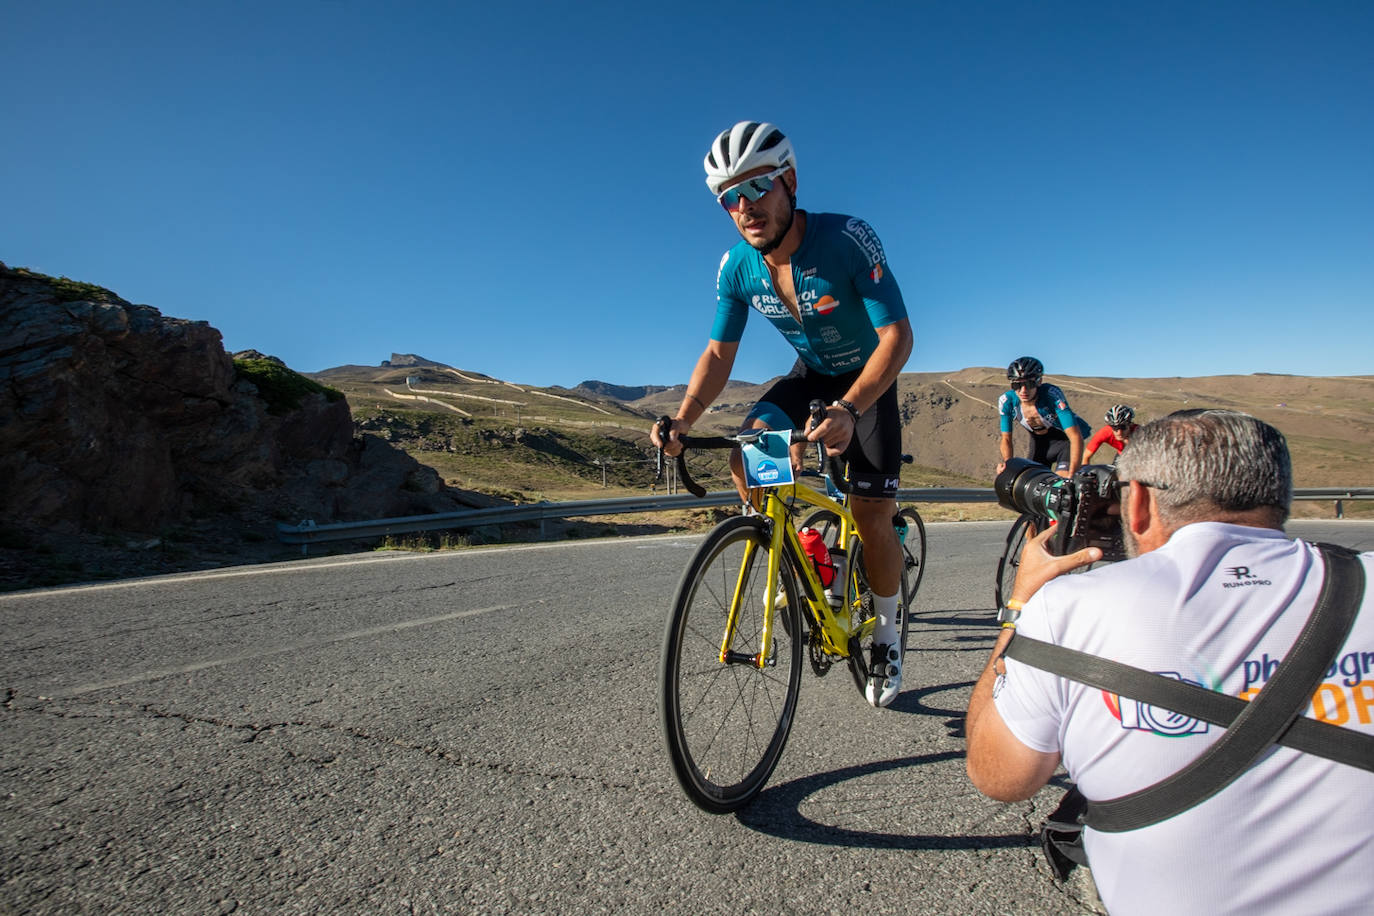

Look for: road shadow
[735,751,1037,851]
[887,679,972,737]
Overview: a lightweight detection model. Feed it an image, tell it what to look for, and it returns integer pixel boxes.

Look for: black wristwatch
[832,399,861,423]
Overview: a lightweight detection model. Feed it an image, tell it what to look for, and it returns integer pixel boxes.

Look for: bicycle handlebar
[655,400,840,499]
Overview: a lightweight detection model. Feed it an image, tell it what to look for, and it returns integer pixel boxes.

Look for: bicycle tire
[994,514,1033,610]
[895,506,927,611]
[660,515,803,813]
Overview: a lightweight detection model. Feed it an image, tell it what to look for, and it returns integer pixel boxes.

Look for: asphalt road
[3,520,1371,914]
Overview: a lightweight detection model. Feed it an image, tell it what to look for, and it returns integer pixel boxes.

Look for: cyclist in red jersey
[1084,404,1139,464]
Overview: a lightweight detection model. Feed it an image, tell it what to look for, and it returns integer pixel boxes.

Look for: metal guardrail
[276,486,1374,550]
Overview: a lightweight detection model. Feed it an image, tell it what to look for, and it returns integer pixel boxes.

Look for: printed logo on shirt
[750,294,789,319]
[871,263,884,284]
[842,218,887,267]
[1102,673,1210,737]
[814,295,839,315]
[1240,646,1374,726]
[1221,566,1273,588]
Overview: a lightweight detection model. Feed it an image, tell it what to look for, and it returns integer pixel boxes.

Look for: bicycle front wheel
[995,514,1032,609]
[660,515,803,813]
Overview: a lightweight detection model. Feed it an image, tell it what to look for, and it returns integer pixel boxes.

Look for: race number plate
[740,430,795,489]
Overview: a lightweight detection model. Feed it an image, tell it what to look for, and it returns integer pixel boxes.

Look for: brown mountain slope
[628,368,1374,488]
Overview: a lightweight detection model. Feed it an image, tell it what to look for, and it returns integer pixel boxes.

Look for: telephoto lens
[995,458,1075,521]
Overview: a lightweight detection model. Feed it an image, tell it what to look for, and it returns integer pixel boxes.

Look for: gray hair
[1115,409,1292,525]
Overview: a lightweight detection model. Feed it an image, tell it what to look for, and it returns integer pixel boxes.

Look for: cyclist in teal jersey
[650,121,914,707]
[996,356,1091,479]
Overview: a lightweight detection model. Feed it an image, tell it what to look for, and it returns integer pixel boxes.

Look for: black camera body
[995,458,1127,562]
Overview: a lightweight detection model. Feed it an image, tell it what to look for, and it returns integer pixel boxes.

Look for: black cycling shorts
[744,359,901,499]
[1029,428,1073,471]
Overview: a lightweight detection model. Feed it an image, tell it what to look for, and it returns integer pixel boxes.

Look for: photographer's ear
[1126,481,1174,553]
[1126,480,1152,537]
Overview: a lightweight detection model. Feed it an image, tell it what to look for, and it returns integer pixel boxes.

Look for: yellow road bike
[655,404,926,812]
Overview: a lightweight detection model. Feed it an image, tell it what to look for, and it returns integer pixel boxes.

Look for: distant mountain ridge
[572,380,676,401]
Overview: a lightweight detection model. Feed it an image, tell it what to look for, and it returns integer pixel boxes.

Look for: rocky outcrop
[0,263,495,545]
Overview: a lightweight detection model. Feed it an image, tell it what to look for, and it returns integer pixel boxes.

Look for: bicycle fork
[718,517,790,670]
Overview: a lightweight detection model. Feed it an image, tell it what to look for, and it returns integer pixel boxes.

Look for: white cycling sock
[872,590,900,647]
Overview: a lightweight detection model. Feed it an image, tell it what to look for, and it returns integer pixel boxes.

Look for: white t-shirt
[994,522,1374,916]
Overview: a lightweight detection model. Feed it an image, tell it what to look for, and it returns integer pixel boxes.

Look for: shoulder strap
[1003,542,1369,832]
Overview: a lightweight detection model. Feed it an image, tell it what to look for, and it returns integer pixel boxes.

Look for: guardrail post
[1335,499,1344,519]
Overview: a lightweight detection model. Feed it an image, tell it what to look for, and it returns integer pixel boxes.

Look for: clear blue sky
[4,1,1371,387]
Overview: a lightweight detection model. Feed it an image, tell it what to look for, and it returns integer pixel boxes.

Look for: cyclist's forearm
[999,432,1014,464]
[839,320,912,412]
[1067,428,1084,472]
[676,341,737,427]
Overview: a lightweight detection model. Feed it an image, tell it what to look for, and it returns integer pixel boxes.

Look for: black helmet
[1106,404,1135,427]
[1007,356,1044,383]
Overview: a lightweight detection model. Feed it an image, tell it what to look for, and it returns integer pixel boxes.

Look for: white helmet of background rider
[703,121,797,197]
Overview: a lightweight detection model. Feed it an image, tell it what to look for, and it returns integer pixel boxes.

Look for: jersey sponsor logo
[1102,674,1211,737]
[885,477,900,490]
[820,326,842,344]
[842,218,886,267]
[1221,565,1272,588]
[814,294,839,315]
[750,294,789,319]
[871,263,884,284]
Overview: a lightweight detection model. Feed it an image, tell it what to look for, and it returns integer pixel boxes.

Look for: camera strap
[1002,542,1370,833]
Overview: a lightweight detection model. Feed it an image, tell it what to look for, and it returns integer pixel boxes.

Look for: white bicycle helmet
[704,121,796,196]
[1105,404,1135,427]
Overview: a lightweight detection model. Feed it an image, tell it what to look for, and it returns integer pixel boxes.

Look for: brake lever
[807,399,828,476]
[654,415,673,484]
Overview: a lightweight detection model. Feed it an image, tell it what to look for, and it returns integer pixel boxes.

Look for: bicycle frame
[723,481,866,670]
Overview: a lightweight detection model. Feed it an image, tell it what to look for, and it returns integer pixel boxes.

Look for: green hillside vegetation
[7,266,124,303]
[235,359,344,415]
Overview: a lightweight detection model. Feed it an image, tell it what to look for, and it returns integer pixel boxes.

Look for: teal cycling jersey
[998,383,1091,437]
[710,212,907,376]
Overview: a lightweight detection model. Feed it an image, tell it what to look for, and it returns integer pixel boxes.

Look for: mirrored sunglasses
[1010,379,1040,390]
[717,167,789,212]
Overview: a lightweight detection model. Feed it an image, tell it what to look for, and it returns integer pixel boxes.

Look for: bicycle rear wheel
[894,506,927,608]
[660,515,803,813]
[994,514,1032,609]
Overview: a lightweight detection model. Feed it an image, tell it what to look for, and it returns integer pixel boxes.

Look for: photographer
[966,409,1374,915]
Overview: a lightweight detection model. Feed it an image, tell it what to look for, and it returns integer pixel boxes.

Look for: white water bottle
[825,547,847,607]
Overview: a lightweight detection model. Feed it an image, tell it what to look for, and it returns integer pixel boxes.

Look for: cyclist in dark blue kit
[996,356,1091,479]
[650,121,914,707]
